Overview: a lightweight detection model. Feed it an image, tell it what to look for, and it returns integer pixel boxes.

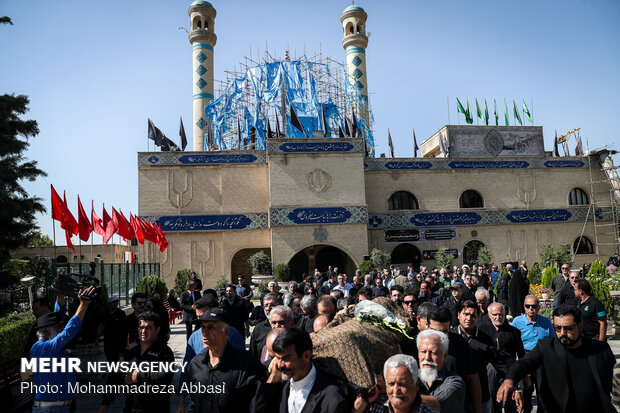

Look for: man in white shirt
[331,274,353,297]
[263,328,350,412]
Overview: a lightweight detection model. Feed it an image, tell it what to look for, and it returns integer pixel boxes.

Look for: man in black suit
[255,328,350,412]
[180,281,201,340]
[497,305,617,413]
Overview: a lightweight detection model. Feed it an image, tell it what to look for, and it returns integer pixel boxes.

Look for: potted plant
[273,262,291,288]
[248,251,273,284]
[540,288,553,300]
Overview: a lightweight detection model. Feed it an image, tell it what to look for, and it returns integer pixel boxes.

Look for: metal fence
[51,261,160,307]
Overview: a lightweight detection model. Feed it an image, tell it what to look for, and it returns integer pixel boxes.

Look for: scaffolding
[575,145,620,261]
[204,49,375,156]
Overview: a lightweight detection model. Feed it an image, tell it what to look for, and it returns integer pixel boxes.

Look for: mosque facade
[138,1,619,286]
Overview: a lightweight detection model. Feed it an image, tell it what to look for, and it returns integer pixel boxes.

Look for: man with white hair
[417,329,466,413]
[353,354,439,412]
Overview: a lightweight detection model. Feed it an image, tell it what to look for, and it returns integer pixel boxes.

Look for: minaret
[188,1,217,151]
[340,5,369,126]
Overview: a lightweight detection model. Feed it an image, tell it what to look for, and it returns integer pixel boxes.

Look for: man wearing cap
[102,295,126,362]
[186,308,267,412]
[30,286,97,412]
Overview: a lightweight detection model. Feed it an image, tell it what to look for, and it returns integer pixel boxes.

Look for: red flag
[102,205,117,244]
[154,223,168,252]
[77,196,92,242]
[91,201,104,236]
[61,192,79,235]
[51,185,64,222]
[130,213,144,245]
[112,208,134,242]
[65,229,75,253]
[139,217,159,244]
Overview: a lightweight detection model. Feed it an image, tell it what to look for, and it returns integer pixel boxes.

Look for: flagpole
[52,215,57,264]
[79,238,82,273]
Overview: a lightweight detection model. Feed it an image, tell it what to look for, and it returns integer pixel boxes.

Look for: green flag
[457,98,467,123]
[484,100,489,125]
[504,99,509,126]
[513,100,522,125]
[494,99,499,126]
[466,99,473,124]
[476,99,482,121]
[522,99,532,123]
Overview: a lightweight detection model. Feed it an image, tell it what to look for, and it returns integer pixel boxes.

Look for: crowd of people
[25,262,620,413]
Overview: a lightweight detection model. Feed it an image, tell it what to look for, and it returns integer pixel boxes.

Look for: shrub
[370,248,391,269]
[540,244,572,268]
[248,251,272,275]
[477,246,492,267]
[256,282,268,293]
[136,274,168,299]
[0,311,35,362]
[273,262,291,282]
[359,259,374,277]
[174,268,194,295]
[587,260,615,323]
[435,249,453,270]
[215,275,230,290]
[527,264,542,285]
[541,265,557,288]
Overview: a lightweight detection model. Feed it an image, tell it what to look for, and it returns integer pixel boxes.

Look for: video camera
[51,272,102,301]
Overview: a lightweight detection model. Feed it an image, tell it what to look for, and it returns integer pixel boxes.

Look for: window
[463,240,485,265]
[573,236,594,255]
[569,188,589,205]
[459,190,484,208]
[388,191,419,210]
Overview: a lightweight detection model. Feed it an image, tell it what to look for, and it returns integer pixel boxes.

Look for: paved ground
[75,317,620,412]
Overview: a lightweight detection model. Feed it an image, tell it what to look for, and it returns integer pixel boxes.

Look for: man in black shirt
[558,270,580,307]
[498,305,616,413]
[123,292,147,345]
[103,295,126,362]
[187,308,267,412]
[574,278,607,341]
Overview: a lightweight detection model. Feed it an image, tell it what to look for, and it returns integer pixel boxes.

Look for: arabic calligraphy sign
[506,209,572,223]
[384,229,420,242]
[287,207,353,224]
[423,249,459,260]
[156,214,259,231]
[411,212,482,227]
[274,142,359,153]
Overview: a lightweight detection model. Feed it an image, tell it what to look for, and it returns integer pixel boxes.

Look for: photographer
[30,286,97,412]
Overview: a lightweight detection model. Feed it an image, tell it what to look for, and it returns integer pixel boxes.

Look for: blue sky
[2,0,619,243]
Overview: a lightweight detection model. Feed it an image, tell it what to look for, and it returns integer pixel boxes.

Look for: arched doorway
[315,246,344,273]
[288,251,309,282]
[230,248,271,282]
[390,244,422,269]
[463,240,485,266]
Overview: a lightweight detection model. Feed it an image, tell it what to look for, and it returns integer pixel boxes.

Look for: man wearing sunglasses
[511,295,555,413]
[551,264,571,308]
[497,305,616,413]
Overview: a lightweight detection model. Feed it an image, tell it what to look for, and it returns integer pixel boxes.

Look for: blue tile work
[196,78,207,89]
[352,68,363,79]
[271,206,368,226]
[267,140,365,154]
[196,65,207,76]
[367,206,613,229]
[143,213,268,232]
[196,117,207,130]
[365,158,592,171]
[355,81,364,90]
[351,55,362,67]
[138,152,267,166]
[196,51,207,63]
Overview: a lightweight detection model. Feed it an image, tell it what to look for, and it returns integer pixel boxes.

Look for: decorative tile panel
[270,206,368,226]
[196,65,207,76]
[368,206,613,229]
[351,56,362,67]
[196,78,207,89]
[138,152,267,166]
[267,140,365,154]
[196,117,207,130]
[352,68,363,79]
[141,213,267,232]
[196,51,207,63]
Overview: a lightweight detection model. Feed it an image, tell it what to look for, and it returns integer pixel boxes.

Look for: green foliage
[136,274,168,299]
[0,94,47,288]
[435,249,453,270]
[370,248,391,269]
[215,275,230,290]
[540,244,572,268]
[0,311,35,362]
[541,265,557,288]
[256,282,268,293]
[359,259,374,276]
[527,264,542,285]
[586,260,615,323]
[28,230,53,247]
[174,268,194,295]
[476,246,492,267]
[248,251,272,275]
[273,262,290,282]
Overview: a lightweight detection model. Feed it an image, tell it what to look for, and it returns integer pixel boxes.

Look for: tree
[28,230,53,247]
[435,249,453,270]
[370,248,391,269]
[540,244,572,268]
[477,246,492,267]
[273,262,290,282]
[0,94,47,287]
[248,251,272,275]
